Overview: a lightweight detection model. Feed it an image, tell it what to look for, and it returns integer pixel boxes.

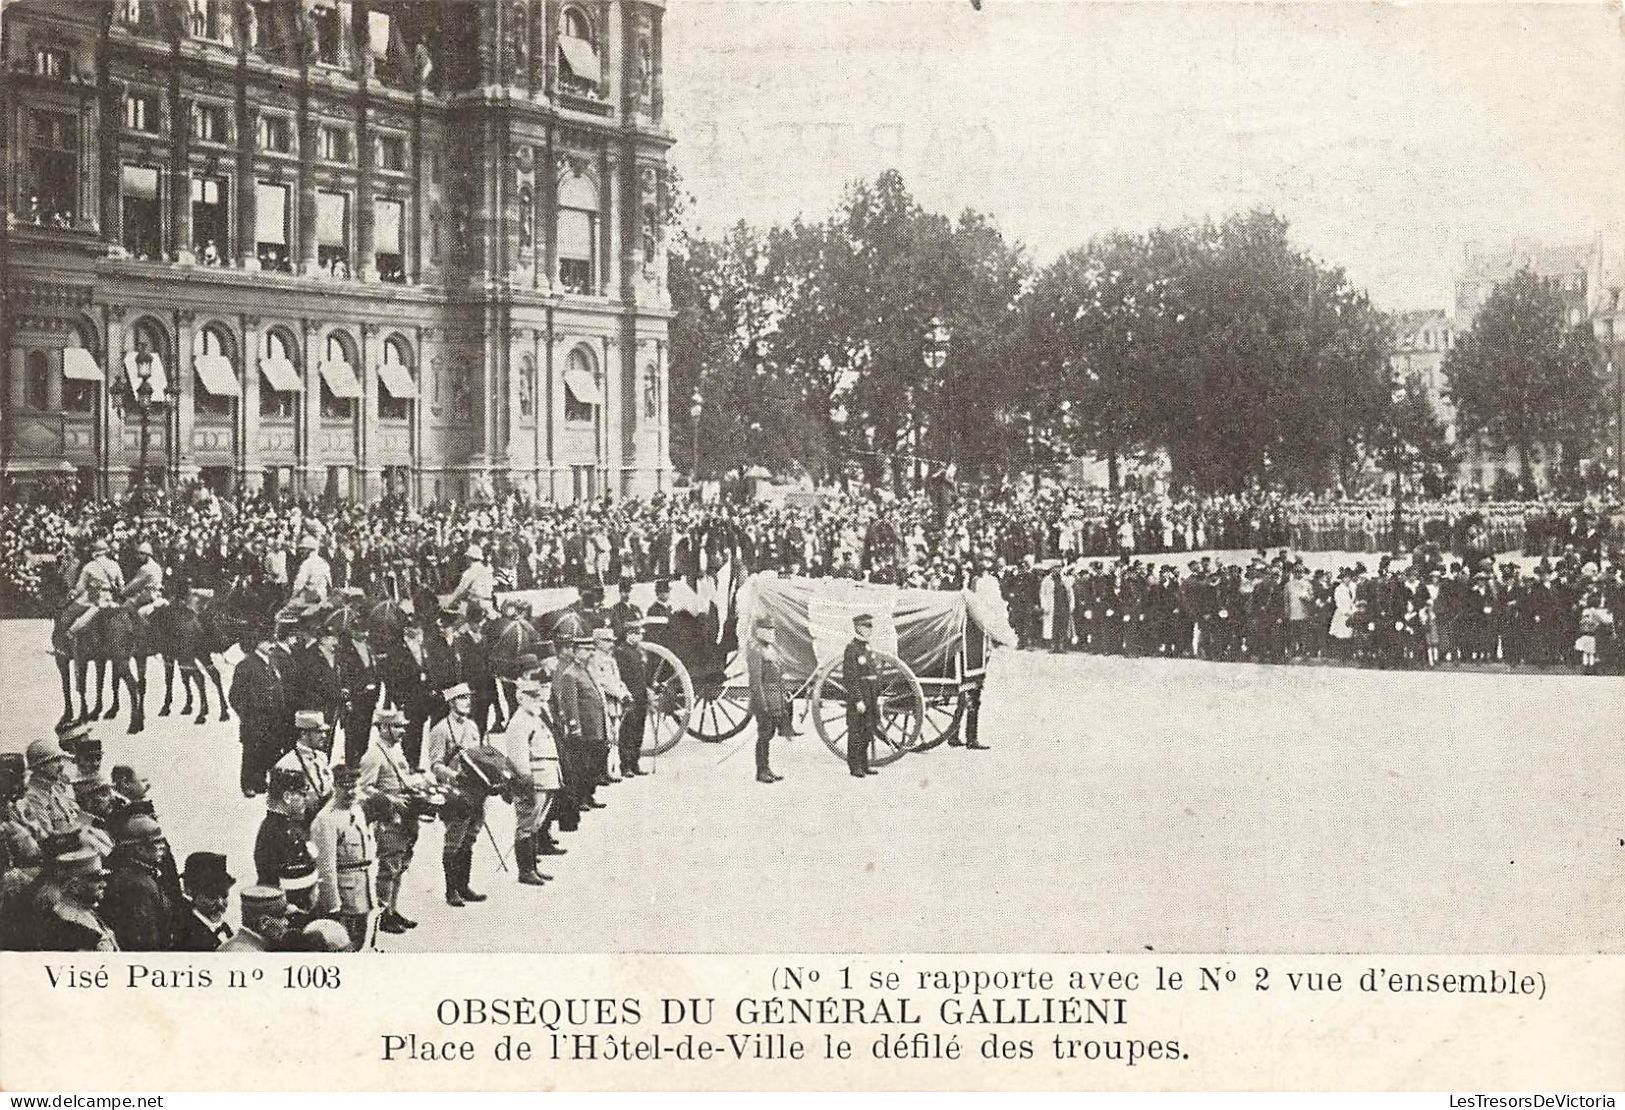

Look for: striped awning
[558,35,601,84]
[319,359,362,399]
[563,366,601,406]
[376,359,417,399]
[193,353,241,396]
[259,356,303,392]
[62,348,103,381]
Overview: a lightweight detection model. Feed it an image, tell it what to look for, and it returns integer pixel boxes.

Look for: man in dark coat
[338,622,383,766]
[385,622,437,772]
[99,814,176,951]
[550,630,607,814]
[843,613,881,778]
[254,768,314,887]
[297,615,349,759]
[613,621,650,778]
[173,851,235,952]
[228,622,287,798]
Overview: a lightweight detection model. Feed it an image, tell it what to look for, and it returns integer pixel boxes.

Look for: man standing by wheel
[613,621,649,778]
[747,621,789,784]
[843,613,881,778]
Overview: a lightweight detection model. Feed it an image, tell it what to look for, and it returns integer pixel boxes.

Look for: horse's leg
[55,656,74,729]
[179,658,196,716]
[105,656,122,719]
[122,658,145,735]
[191,657,210,724]
[91,659,109,719]
[75,658,91,722]
[159,656,175,716]
[202,657,230,722]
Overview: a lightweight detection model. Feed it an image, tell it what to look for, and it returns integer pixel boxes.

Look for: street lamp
[921,316,952,462]
[688,387,704,485]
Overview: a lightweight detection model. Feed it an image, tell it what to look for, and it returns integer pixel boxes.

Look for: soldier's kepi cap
[278,856,317,893]
[372,706,407,727]
[592,626,615,644]
[441,682,472,702]
[49,848,108,879]
[294,710,326,731]
[240,886,289,917]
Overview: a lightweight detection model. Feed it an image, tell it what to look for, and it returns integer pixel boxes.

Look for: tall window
[558,209,597,294]
[317,126,350,163]
[255,181,290,271]
[64,330,98,414]
[256,114,292,153]
[191,102,228,143]
[374,197,405,283]
[192,327,235,417]
[379,338,412,421]
[518,355,536,419]
[259,329,296,418]
[377,134,406,172]
[121,164,163,259]
[34,48,69,78]
[26,112,77,226]
[312,4,343,65]
[316,190,349,275]
[124,91,160,134]
[564,348,596,424]
[558,7,600,95]
[191,176,227,262]
[25,351,51,411]
[321,333,355,418]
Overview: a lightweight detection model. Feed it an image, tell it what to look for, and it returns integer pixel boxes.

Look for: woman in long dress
[1328,571,1358,659]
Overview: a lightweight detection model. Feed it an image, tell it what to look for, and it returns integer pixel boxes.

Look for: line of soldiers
[1003,551,1624,672]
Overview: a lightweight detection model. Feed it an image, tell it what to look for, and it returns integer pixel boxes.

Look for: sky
[663,0,1625,311]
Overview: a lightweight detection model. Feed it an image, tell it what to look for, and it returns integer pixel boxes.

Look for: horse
[52,602,147,734]
[148,590,234,725]
[484,608,543,721]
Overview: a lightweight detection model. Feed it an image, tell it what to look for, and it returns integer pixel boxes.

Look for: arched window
[63,324,98,414]
[379,336,413,421]
[562,7,591,42]
[25,351,51,411]
[127,319,170,407]
[192,324,237,417]
[562,346,598,424]
[320,331,358,419]
[259,328,298,418]
[557,7,600,96]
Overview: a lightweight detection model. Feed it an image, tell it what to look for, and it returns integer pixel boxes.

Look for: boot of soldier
[391,890,418,929]
[457,849,487,902]
[378,880,407,933]
[537,822,567,856]
[516,838,546,886]
[444,854,466,907]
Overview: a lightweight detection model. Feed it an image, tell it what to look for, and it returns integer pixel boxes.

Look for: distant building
[2,0,675,503]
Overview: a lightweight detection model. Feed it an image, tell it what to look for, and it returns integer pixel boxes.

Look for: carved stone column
[174,309,199,481]
[359,322,380,500]
[241,315,263,491]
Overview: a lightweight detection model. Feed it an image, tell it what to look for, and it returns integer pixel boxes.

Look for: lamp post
[132,350,156,511]
[921,316,952,464]
[688,387,704,486]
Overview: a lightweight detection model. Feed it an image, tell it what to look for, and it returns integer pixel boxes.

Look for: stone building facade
[1,0,674,503]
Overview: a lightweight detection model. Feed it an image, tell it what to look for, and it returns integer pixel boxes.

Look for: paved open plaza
[3,618,1618,954]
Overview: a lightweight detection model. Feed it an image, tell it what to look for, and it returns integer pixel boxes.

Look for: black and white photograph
[0,0,1621,993]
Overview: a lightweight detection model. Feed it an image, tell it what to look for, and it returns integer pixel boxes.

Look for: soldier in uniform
[14,848,118,952]
[173,851,235,952]
[254,767,315,886]
[218,886,291,953]
[506,677,561,888]
[446,543,496,624]
[843,613,881,779]
[310,764,377,952]
[358,707,428,934]
[274,711,335,817]
[551,628,608,816]
[425,683,494,905]
[119,540,167,618]
[16,739,84,845]
[290,533,332,604]
[66,538,125,647]
[746,620,789,783]
[99,814,176,951]
[229,620,287,797]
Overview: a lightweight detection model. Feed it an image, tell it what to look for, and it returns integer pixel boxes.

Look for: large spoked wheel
[687,648,754,743]
[912,683,964,753]
[640,642,696,757]
[810,649,924,768]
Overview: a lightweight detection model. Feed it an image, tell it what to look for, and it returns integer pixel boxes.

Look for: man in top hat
[274,711,334,817]
[229,619,288,798]
[338,616,383,768]
[384,619,436,765]
[15,848,118,951]
[746,620,790,784]
[613,620,650,778]
[119,540,167,618]
[446,543,495,624]
[424,605,466,731]
[358,707,428,934]
[290,532,332,604]
[66,537,125,645]
[99,812,177,951]
[505,675,561,888]
[842,613,882,778]
[453,602,500,737]
[310,764,377,951]
[425,683,494,904]
[174,851,235,951]
[219,886,291,953]
[609,572,644,639]
[16,738,85,844]
[297,612,348,756]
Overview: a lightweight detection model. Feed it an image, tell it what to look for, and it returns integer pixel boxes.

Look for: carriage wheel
[810,649,924,768]
[639,642,696,757]
[912,685,964,753]
[686,649,754,742]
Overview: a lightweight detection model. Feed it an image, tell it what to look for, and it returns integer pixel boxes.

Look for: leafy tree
[1444,266,1604,490]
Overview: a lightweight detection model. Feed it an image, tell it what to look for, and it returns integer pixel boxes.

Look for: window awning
[563,365,601,406]
[123,352,168,400]
[193,353,241,396]
[377,359,416,399]
[259,356,303,393]
[63,348,103,382]
[319,359,362,399]
[558,35,601,84]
